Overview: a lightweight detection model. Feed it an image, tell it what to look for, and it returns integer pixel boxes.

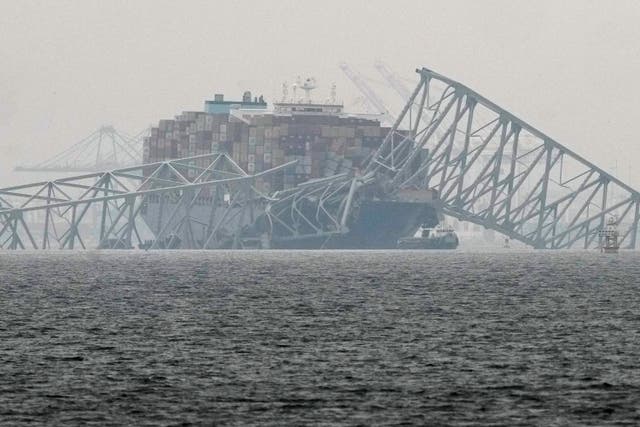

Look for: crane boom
[339,62,394,123]
[373,60,412,100]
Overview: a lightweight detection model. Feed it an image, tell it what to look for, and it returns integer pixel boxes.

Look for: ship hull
[141,199,440,250]
[271,200,438,249]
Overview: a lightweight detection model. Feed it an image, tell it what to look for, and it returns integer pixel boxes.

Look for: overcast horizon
[1,0,640,187]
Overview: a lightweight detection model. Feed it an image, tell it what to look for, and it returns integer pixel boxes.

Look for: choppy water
[1,250,639,426]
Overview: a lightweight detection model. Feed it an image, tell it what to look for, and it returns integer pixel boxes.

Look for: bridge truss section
[0,153,292,250]
[259,171,377,247]
[366,67,640,249]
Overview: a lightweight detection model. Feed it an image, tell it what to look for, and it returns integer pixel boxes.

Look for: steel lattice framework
[0,153,292,250]
[365,67,640,249]
[261,172,376,246]
[2,66,637,250]
[256,67,640,250]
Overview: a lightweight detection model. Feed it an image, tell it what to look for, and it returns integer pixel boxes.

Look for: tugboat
[397,224,459,250]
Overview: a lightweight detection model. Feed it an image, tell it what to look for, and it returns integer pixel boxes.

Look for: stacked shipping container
[143,107,389,192]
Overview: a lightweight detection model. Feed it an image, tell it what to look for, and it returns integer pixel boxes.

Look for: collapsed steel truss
[2,66,638,250]
[367,68,640,249]
[260,172,377,246]
[0,154,292,249]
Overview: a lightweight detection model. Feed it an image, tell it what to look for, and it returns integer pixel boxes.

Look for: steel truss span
[367,67,640,249]
[0,154,293,250]
[2,66,638,250]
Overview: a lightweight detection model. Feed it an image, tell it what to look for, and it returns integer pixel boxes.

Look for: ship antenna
[300,77,316,103]
[293,76,300,103]
[282,81,288,102]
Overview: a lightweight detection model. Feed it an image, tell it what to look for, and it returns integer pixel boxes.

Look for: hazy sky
[1,0,640,185]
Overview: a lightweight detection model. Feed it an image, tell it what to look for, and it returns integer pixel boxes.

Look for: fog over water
[1,1,640,187]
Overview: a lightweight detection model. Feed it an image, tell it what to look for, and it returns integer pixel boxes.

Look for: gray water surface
[1,250,639,425]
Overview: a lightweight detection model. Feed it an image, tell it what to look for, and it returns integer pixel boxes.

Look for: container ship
[141,81,453,249]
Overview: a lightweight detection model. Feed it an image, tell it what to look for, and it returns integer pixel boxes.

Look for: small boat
[397,224,459,250]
